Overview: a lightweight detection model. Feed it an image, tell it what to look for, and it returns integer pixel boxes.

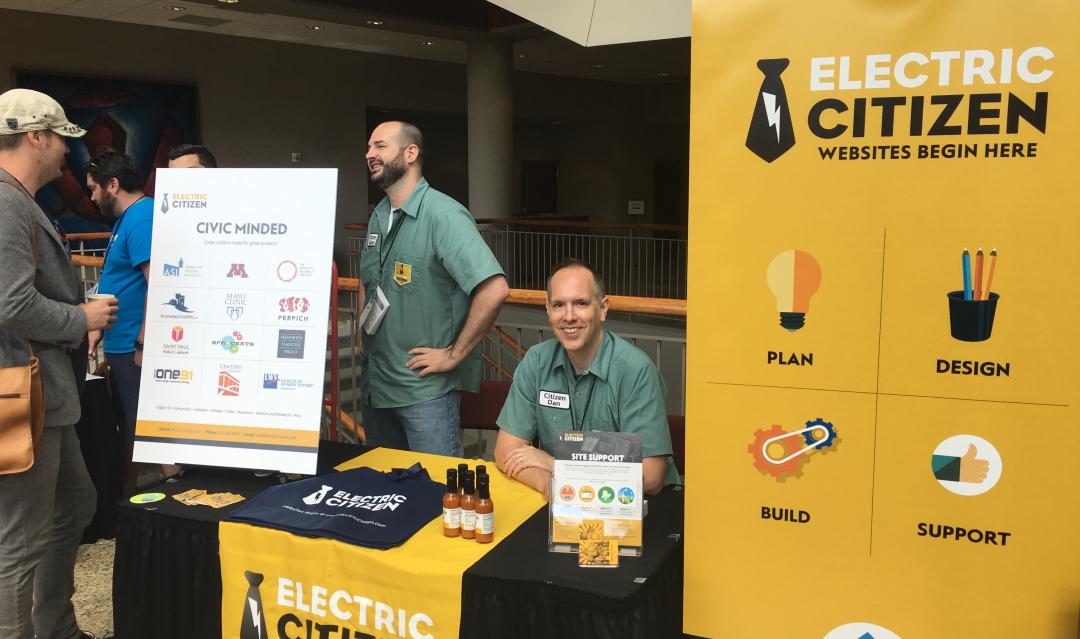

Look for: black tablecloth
[75,377,122,543]
[112,442,684,639]
[461,486,684,639]
[112,440,360,639]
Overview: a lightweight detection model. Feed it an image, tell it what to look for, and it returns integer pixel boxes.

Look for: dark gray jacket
[0,167,87,427]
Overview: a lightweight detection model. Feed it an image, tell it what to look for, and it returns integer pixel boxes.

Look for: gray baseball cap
[0,89,86,137]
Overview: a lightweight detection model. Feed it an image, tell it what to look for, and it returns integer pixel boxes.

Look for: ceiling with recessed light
[0,0,688,84]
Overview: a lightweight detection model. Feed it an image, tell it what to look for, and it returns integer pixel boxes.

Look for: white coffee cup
[87,293,117,302]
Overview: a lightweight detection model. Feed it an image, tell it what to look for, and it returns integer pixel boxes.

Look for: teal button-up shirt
[497,329,682,487]
[359,178,504,408]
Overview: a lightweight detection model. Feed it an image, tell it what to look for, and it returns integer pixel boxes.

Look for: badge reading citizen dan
[548,431,644,557]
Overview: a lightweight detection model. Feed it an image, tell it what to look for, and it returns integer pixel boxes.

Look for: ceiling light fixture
[163,5,185,11]
[518,53,527,59]
[656,72,671,78]
[307,24,324,31]
[592,64,605,69]
[216,0,239,4]
[421,40,435,46]
[365,20,384,26]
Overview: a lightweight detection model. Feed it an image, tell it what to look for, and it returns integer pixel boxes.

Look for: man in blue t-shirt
[85,151,164,489]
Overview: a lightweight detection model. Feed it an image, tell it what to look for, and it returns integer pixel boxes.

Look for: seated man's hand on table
[495,430,553,500]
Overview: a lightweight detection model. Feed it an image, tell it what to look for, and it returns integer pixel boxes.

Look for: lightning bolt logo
[761,92,782,143]
[248,598,262,639]
[746,58,795,163]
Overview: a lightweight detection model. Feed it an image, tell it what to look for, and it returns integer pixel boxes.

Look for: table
[75,376,122,543]
[112,441,684,639]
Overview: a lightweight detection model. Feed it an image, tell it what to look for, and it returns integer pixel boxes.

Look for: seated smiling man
[495,259,681,499]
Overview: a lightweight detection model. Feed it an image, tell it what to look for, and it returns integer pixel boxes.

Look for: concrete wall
[0,9,689,259]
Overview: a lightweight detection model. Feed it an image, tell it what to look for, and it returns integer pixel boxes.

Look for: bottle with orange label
[461,470,477,540]
[443,469,461,537]
[475,475,494,544]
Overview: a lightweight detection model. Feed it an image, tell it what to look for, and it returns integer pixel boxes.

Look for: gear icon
[749,425,806,480]
[802,418,838,450]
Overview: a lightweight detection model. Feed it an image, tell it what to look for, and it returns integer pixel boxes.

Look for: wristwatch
[134,340,144,352]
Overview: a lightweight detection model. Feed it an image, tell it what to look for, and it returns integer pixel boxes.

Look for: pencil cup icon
[947,291,999,342]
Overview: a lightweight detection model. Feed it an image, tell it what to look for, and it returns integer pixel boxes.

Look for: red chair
[667,415,685,475]
[460,380,512,431]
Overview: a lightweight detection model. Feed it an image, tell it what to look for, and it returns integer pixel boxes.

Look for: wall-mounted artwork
[15,70,199,235]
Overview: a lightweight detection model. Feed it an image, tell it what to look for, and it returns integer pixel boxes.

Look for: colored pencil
[973,248,984,301]
[982,249,997,300]
[962,248,972,300]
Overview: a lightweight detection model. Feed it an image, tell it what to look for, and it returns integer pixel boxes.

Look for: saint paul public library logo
[162,325,190,356]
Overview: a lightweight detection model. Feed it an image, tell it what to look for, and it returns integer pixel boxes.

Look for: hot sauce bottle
[461,470,477,540]
[475,475,494,544]
[476,464,488,482]
[443,469,461,537]
[457,463,469,497]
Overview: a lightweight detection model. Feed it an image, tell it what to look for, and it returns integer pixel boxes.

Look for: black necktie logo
[746,58,796,163]
[239,570,265,639]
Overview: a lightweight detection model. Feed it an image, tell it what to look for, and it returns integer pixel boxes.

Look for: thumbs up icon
[957,444,990,483]
[931,435,1002,496]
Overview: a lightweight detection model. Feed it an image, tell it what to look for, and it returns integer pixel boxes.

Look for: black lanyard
[375,190,427,288]
[566,354,596,432]
[376,210,406,287]
[103,197,146,264]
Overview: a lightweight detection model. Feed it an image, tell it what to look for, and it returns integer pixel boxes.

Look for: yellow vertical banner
[685,1,1080,638]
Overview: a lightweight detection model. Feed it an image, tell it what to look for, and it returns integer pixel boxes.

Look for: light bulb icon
[766,249,822,331]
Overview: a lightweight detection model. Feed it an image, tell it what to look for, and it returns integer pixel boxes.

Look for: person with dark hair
[0,88,117,639]
[85,150,170,488]
[359,120,509,457]
[495,259,681,499]
[167,143,217,169]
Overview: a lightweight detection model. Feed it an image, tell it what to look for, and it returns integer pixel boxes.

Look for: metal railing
[336,279,686,415]
[68,232,108,296]
[345,218,688,300]
[69,236,689,442]
[479,321,687,417]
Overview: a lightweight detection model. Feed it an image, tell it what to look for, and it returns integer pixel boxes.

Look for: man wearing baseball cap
[0,88,118,639]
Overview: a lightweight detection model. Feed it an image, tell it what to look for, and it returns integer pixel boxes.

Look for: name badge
[366,233,379,247]
[538,390,570,410]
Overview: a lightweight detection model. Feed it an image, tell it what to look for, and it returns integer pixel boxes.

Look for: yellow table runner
[220,448,545,639]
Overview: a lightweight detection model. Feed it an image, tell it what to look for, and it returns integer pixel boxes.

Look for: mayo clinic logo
[746,58,796,162]
[225,292,248,321]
